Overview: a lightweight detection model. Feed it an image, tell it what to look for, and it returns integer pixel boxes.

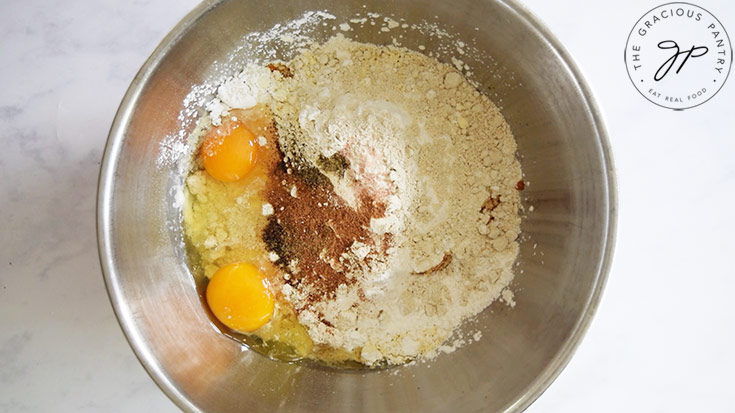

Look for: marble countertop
[1,0,733,411]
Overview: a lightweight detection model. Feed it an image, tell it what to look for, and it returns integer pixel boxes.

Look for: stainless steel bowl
[97,0,616,411]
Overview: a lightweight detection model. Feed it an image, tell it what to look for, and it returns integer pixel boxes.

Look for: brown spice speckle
[267,63,293,78]
[480,196,501,214]
[480,195,501,224]
[262,143,386,306]
[414,253,452,275]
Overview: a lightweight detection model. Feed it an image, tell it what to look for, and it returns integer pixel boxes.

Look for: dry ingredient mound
[202,35,522,366]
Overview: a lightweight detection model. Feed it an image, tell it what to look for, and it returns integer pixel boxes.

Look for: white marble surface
[0,0,733,411]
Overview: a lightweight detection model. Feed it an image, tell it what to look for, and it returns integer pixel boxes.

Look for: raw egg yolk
[206,263,274,333]
[200,121,258,182]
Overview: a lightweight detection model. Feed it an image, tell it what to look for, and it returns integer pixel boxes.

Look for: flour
[204,36,522,365]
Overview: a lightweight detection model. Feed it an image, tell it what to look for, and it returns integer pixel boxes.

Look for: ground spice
[266,63,293,78]
[262,146,386,307]
[413,253,452,275]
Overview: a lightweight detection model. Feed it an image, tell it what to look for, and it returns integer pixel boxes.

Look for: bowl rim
[96,1,617,411]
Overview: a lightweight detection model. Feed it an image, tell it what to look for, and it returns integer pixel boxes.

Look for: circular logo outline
[624,2,733,110]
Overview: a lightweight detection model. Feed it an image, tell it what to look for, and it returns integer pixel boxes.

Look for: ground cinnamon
[262,143,385,308]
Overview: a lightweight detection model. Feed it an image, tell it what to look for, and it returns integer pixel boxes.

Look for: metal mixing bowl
[97,0,616,411]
